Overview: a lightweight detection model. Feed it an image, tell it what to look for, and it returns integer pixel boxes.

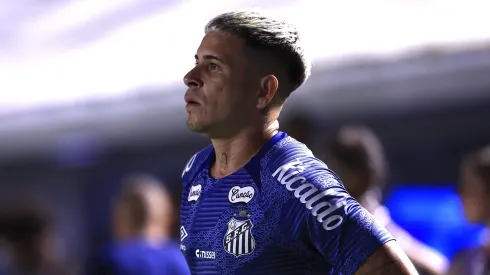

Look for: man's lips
[184,94,201,107]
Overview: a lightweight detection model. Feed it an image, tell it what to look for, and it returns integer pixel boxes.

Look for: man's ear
[257,74,279,109]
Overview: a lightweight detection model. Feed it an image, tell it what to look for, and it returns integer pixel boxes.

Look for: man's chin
[186,121,208,134]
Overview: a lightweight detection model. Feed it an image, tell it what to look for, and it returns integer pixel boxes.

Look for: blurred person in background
[448,145,490,275]
[325,125,449,275]
[181,9,417,275]
[0,200,75,275]
[90,174,189,275]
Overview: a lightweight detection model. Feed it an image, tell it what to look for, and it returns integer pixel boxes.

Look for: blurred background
[1,0,490,274]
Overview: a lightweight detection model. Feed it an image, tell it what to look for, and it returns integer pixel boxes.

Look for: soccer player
[180,10,418,275]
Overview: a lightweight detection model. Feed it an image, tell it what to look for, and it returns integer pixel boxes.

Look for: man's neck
[210,120,279,179]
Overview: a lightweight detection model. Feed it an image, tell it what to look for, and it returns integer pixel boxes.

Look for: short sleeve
[270,155,394,275]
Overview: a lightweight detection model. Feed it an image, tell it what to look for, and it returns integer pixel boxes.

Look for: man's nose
[183,67,203,88]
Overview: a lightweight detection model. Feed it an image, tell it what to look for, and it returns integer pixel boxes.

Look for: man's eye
[209,63,219,71]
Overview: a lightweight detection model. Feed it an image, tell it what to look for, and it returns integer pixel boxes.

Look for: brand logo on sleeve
[228,186,255,204]
[188,184,202,202]
[180,226,188,241]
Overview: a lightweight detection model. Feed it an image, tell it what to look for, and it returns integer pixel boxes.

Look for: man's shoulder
[265,136,331,178]
[263,136,353,233]
[263,136,342,193]
[181,144,213,183]
[265,135,312,161]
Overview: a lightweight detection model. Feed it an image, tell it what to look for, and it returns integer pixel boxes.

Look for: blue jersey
[180,132,394,275]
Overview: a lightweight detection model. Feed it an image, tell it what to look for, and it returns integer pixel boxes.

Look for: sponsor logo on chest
[228,186,255,204]
[188,184,202,202]
[195,249,216,259]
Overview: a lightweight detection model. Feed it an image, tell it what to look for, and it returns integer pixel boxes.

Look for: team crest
[223,210,255,257]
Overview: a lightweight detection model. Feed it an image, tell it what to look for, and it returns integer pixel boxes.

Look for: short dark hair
[205,10,311,104]
[326,126,388,190]
[463,145,490,191]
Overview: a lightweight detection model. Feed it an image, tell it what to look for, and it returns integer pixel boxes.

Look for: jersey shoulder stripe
[182,144,213,188]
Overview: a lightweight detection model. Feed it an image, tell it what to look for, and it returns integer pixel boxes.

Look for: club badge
[223,210,255,257]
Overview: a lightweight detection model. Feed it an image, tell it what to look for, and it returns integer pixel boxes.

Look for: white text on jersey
[272,159,346,231]
[195,249,216,259]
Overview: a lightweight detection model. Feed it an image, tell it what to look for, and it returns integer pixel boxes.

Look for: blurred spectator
[88,173,190,275]
[0,200,76,275]
[448,145,490,275]
[325,125,449,275]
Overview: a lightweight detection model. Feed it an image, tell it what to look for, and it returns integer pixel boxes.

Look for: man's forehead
[196,32,246,62]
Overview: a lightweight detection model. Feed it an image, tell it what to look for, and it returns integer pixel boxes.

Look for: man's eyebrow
[194,54,224,63]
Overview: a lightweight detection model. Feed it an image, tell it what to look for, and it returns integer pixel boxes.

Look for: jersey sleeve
[268,146,394,275]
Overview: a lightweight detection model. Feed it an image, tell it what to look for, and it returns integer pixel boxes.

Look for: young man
[180,10,418,275]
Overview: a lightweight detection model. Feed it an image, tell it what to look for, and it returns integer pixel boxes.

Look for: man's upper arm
[268,153,396,274]
[354,240,419,275]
